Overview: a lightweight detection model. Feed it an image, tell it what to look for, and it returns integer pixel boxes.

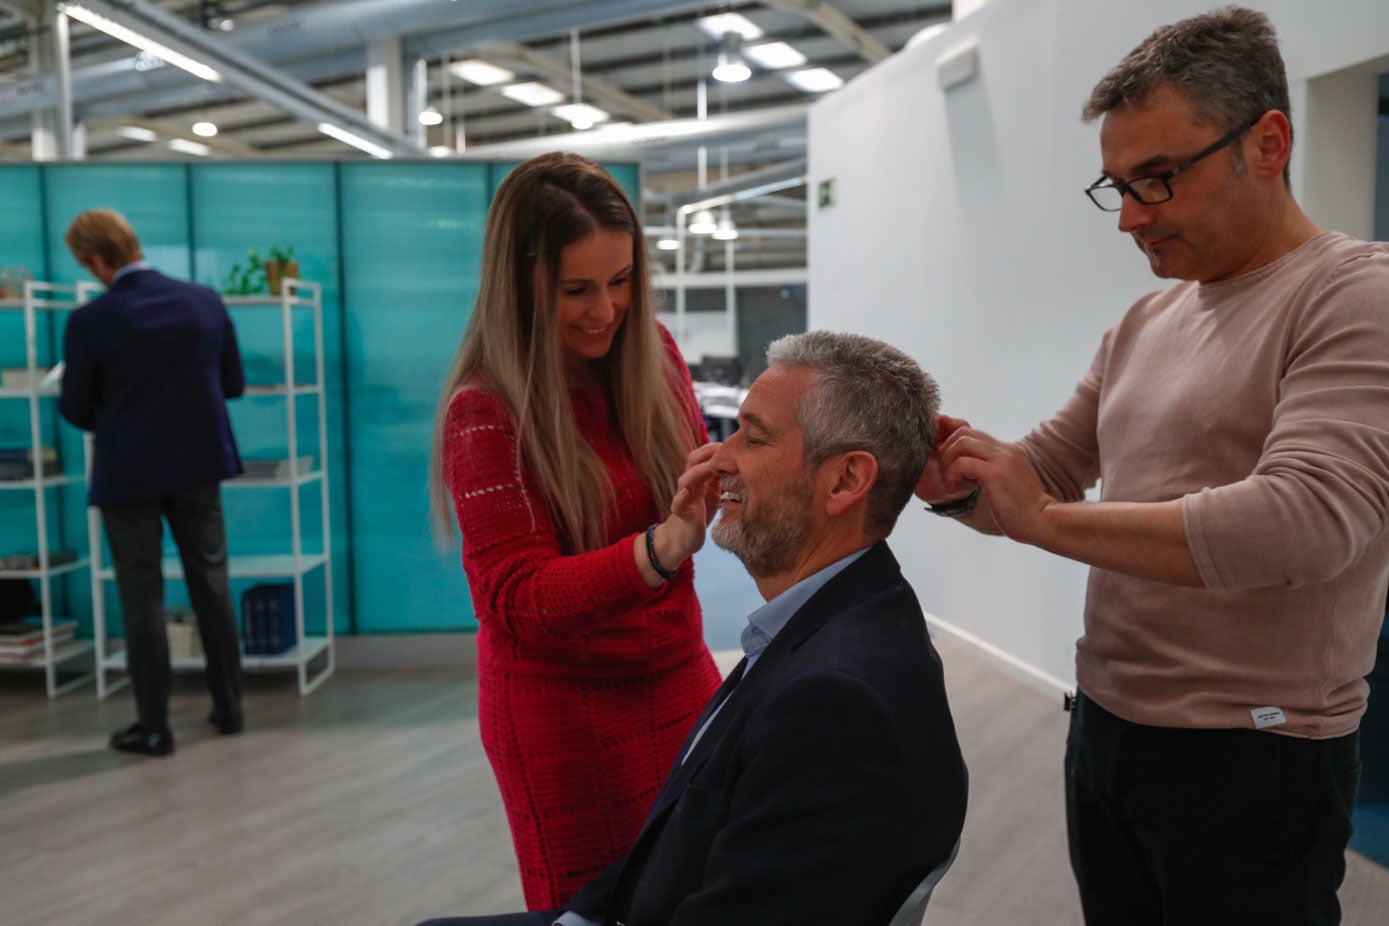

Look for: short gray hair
[1082,6,1291,184]
[767,331,940,540]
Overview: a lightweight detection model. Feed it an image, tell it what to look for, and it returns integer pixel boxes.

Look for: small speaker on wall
[936,41,980,91]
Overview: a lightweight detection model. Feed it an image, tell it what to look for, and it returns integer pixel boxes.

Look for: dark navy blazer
[567,542,969,926]
[60,268,245,507]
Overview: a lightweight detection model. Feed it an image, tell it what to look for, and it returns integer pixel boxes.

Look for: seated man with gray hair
[420,330,968,926]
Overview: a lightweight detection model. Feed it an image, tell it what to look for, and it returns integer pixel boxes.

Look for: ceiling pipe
[669,157,806,210]
[457,103,807,161]
[52,0,425,157]
[0,0,707,126]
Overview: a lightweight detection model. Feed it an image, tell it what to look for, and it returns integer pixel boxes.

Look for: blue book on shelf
[241,584,296,656]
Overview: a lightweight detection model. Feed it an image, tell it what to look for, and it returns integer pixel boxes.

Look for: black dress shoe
[208,709,244,735]
[110,722,174,756]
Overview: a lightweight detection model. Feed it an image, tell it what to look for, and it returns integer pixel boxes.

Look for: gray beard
[711,480,812,578]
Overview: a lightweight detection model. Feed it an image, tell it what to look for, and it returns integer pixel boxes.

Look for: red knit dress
[443,336,721,911]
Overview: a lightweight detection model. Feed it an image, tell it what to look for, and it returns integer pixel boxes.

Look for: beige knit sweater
[1020,232,1389,738]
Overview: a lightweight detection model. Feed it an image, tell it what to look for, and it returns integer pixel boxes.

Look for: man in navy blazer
[420,331,968,926]
[60,208,246,756]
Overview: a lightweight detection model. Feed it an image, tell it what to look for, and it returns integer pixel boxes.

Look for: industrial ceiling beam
[482,40,666,123]
[85,115,258,156]
[762,0,893,65]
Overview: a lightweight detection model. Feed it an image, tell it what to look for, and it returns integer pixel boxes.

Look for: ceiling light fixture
[191,121,218,137]
[59,3,223,83]
[317,122,394,159]
[688,208,718,236]
[655,238,681,251]
[167,138,210,157]
[428,145,453,158]
[418,107,444,126]
[784,67,844,94]
[711,207,739,241]
[551,102,610,130]
[696,12,763,41]
[449,58,515,87]
[500,82,566,108]
[745,41,807,70]
[712,33,751,83]
[114,125,157,142]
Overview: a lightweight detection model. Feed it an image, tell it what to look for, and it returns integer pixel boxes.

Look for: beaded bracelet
[645,523,677,581]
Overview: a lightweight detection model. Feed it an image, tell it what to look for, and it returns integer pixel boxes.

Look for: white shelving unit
[88,279,335,698]
[0,281,95,697]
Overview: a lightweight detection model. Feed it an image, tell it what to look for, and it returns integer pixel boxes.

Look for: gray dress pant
[101,482,243,727]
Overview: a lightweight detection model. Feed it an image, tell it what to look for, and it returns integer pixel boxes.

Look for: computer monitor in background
[695,354,742,386]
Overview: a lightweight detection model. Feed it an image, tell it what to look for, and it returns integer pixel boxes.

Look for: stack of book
[241,584,297,655]
[235,456,315,480]
[0,549,78,571]
[0,616,78,665]
[0,446,60,481]
[166,607,203,660]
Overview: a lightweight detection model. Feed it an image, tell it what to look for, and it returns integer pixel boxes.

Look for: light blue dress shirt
[555,547,870,926]
[110,260,150,283]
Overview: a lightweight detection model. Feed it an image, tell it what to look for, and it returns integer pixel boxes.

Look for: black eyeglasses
[1084,115,1261,212]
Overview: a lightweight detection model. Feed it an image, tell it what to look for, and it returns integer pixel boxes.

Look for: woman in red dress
[429,152,722,911]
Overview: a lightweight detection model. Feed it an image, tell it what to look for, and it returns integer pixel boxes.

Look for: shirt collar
[110,260,151,284]
[740,547,869,669]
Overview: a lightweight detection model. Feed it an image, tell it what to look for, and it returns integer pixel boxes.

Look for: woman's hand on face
[636,442,721,588]
[668,442,721,552]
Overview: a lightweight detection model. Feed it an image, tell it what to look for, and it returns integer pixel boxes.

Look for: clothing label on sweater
[1251,706,1287,729]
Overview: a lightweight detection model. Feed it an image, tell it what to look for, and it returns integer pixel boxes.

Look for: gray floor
[3,635,1388,926]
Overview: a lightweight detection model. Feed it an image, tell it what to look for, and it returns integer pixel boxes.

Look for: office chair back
[885,837,962,926]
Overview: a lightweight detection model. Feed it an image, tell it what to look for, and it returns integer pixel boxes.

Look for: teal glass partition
[339,161,489,633]
[0,158,640,636]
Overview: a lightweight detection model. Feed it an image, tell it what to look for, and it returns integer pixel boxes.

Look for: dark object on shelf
[241,583,297,655]
[0,446,61,480]
[0,578,41,621]
[235,456,315,480]
[0,549,79,571]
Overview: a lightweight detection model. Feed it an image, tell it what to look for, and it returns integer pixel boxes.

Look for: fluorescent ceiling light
[167,138,210,156]
[745,41,807,69]
[317,122,393,159]
[191,121,218,137]
[697,13,763,41]
[501,82,565,107]
[449,58,515,87]
[688,208,717,235]
[785,67,844,93]
[428,146,454,158]
[114,125,157,142]
[418,107,444,126]
[59,3,223,83]
[552,102,610,130]
[655,238,680,251]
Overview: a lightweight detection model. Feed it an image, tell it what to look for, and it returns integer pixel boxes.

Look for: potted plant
[219,249,263,296]
[263,245,299,295]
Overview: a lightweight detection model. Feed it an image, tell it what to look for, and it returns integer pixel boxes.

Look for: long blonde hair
[430,152,694,552]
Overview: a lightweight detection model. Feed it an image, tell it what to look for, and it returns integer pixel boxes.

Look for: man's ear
[823,450,878,518]
[1248,110,1292,181]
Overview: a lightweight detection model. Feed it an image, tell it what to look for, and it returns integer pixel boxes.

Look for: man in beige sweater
[919,8,1389,925]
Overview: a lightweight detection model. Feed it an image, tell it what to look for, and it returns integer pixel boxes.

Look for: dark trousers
[1065,691,1359,926]
[102,483,243,728]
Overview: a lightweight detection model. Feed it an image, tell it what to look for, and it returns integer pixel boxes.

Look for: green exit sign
[818,177,837,209]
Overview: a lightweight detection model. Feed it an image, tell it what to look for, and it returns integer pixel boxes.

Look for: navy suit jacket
[60,268,244,506]
[567,541,969,926]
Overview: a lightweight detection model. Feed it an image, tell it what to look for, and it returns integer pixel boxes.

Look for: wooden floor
[3,636,1388,926]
